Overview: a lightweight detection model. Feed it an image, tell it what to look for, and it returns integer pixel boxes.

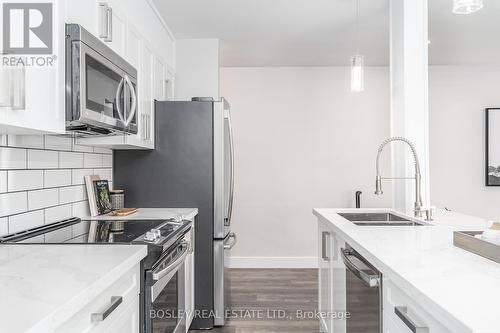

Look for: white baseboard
[228,256,318,269]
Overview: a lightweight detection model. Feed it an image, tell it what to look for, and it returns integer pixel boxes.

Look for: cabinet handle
[394,306,429,333]
[98,3,109,39]
[321,231,330,261]
[91,296,122,322]
[105,6,113,42]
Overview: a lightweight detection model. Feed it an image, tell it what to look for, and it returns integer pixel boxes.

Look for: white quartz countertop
[84,208,198,221]
[0,244,147,333]
[313,208,500,333]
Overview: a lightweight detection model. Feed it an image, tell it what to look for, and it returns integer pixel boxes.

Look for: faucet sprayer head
[375,176,383,195]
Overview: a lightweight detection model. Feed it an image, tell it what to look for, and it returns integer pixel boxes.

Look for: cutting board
[109,208,138,216]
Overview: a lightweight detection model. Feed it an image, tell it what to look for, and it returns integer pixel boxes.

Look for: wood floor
[190,269,319,333]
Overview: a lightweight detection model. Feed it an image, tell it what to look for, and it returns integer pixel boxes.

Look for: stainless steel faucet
[375,137,424,218]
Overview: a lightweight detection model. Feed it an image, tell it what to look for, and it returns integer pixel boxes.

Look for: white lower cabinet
[383,280,460,333]
[318,220,347,333]
[54,264,141,333]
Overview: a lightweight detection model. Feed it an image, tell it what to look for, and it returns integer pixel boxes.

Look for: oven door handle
[152,241,189,281]
[340,248,380,288]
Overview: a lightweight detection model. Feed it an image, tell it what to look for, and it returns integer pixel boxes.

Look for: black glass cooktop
[0,218,188,246]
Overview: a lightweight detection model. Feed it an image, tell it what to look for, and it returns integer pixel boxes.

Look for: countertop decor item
[84,175,100,216]
[109,208,138,216]
[453,230,500,264]
[485,108,500,186]
[110,189,125,209]
[93,180,113,215]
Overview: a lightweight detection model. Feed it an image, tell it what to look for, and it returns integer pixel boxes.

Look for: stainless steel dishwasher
[340,244,382,333]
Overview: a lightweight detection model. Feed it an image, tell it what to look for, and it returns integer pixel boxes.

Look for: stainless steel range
[0,217,192,333]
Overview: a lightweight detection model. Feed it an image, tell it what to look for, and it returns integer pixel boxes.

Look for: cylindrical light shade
[453,0,483,14]
[350,55,364,93]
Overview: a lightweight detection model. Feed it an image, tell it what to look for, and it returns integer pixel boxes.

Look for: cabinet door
[153,56,166,100]
[140,42,154,148]
[184,227,195,331]
[65,0,98,36]
[104,2,126,56]
[318,220,333,333]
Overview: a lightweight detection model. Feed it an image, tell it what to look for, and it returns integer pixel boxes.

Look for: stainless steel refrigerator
[113,98,235,329]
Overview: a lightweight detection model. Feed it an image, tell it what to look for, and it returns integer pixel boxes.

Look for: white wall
[175,39,220,100]
[429,66,500,220]
[220,67,392,268]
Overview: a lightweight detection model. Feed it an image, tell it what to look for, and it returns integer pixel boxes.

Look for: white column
[390,0,430,213]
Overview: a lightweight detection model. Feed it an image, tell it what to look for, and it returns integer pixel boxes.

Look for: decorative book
[84,175,100,216]
[93,180,113,215]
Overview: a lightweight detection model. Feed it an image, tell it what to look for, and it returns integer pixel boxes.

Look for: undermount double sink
[338,212,430,227]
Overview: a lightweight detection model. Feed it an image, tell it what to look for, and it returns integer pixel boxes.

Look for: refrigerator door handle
[225,107,235,226]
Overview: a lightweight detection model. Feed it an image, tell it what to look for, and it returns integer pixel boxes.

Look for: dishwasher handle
[340,248,380,288]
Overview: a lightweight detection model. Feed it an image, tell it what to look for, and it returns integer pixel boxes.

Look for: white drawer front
[55,265,141,333]
[383,280,458,333]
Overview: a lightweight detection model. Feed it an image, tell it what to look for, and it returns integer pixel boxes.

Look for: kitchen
[1,0,500,333]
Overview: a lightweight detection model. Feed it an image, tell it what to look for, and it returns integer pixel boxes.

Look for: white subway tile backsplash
[44,204,72,224]
[8,210,44,233]
[44,136,72,151]
[7,135,44,149]
[0,135,112,232]
[44,169,71,188]
[8,170,44,191]
[0,147,26,169]
[72,141,94,153]
[72,201,90,218]
[103,154,113,168]
[71,169,93,185]
[84,153,102,168]
[93,168,112,181]
[28,188,58,210]
[0,217,8,236]
[28,150,58,169]
[59,185,86,204]
[59,151,84,169]
[94,147,113,154]
[0,192,27,217]
[0,171,6,193]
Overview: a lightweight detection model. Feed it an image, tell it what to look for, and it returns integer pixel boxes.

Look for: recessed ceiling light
[453,0,483,14]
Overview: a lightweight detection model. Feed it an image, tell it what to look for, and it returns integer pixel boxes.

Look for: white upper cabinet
[0,0,65,134]
[1,0,175,148]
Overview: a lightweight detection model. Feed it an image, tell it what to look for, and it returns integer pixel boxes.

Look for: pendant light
[453,0,483,14]
[351,0,364,93]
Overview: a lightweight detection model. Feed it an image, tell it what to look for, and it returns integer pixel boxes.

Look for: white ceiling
[153,0,500,67]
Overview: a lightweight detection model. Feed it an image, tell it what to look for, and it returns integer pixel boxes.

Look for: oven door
[71,40,138,134]
[145,241,189,333]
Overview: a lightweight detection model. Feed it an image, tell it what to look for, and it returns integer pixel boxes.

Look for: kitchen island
[0,244,147,333]
[314,208,500,333]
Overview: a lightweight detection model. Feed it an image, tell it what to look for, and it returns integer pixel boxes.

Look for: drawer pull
[394,306,429,333]
[91,296,123,322]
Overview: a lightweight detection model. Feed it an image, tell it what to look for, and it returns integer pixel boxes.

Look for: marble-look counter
[84,208,198,222]
[0,244,147,333]
[313,208,500,333]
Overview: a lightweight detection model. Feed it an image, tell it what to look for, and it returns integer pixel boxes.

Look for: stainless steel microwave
[65,24,138,136]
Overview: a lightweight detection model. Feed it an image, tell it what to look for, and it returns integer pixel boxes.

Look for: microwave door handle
[115,77,125,123]
[152,242,189,281]
[340,248,380,288]
[124,75,137,127]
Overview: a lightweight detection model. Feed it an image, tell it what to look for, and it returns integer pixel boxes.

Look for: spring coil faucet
[375,137,424,218]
